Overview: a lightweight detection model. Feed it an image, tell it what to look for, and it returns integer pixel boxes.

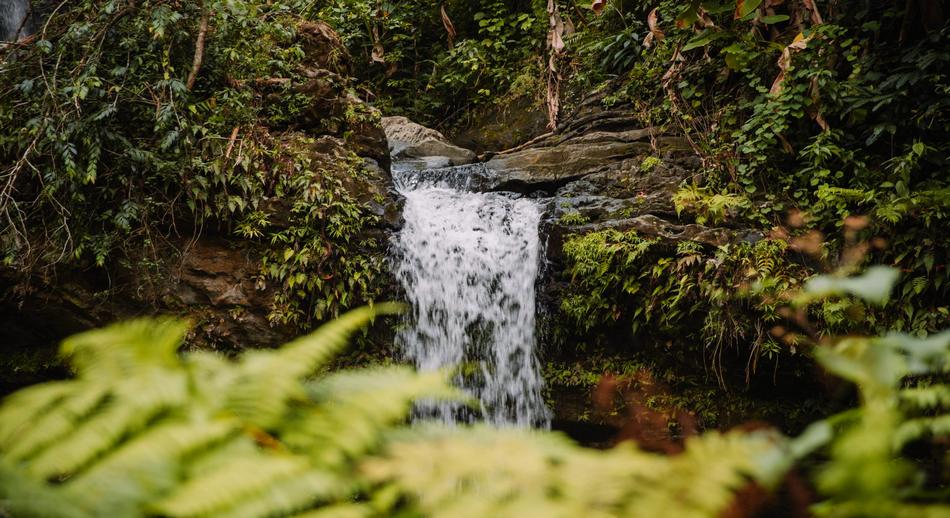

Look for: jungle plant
[0,269,947,517]
[0,305,795,518]
[559,228,809,380]
[0,0,388,327]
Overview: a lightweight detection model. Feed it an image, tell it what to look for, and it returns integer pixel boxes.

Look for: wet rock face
[1,0,32,42]
[462,105,765,431]
[382,116,477,166]
[449,98,550,154]
[485,129,664,190]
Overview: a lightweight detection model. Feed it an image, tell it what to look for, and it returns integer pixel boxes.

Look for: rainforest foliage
[316,0,949,376]
[0,0,387,326]
[1,0,949,515]
[557,0,949,382]
[1,269,948,517]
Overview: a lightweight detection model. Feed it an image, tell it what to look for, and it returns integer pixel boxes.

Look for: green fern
[1,287,946,517]
[0,306,454,518]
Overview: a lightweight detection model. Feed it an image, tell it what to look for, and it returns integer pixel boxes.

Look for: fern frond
[63,418,238,515]
[275,303,404,381]
[61,318,189,378]
[291,504,373,518]
[0,381,76,447]
[894,414,950,447]
[152,455,313,517]
[284,368,459,465]
[213,470,348,518]
[364,427,782,518]
[899,385,950,410]
[225,304,404,429]
[26,368,188,479]
[4,382,109,463]
[0,462,91,518]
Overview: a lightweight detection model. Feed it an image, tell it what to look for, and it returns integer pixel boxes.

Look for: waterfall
[392,163,550,428]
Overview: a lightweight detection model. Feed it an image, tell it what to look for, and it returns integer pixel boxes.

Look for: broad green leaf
[735,0,763,19]
[761,15,790,24]
[804,266,900,305]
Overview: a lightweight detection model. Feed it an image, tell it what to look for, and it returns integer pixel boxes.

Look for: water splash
[392,165,550,428]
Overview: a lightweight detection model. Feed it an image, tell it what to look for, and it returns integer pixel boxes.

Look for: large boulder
[382,116,477,166]
[449,98,550,153]
[484,129,689,192]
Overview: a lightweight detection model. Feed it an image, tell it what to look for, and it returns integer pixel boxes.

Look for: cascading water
[392,163,550,428]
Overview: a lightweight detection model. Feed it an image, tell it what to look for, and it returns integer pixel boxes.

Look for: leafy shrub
[1,268,948,516]
[317,0,546,126]
[0,0,387,325]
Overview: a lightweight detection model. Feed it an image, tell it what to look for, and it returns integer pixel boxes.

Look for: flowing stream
[392,163,550,428]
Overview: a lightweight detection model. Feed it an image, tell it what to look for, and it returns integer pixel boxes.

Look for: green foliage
[365,426,785,518]
[558,210,591,226]
[317,0,547,125]
[0,0,386,325]
[0,307,787,518]
[2,269,948,516]
[545,1,950,379]
[0,305,456,517]
[258,150,385,325]
[673,184,755,226]
[560,229,806,375]
[809,330,950,517]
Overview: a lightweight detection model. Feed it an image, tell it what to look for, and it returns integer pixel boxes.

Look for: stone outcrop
[449,98,550,154]
[382,116,477,167]
[485,129,675,191]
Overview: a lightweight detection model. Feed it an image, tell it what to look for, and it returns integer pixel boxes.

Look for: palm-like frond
[362,426,786,518]
[285,368,460,465]
[62,419,238,516]
[27,367,189,479]
[0,381,76,446]
[225,303,404,429]
[153,455,315,517]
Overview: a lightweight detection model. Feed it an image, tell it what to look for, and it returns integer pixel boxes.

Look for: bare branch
[186,10,211,91]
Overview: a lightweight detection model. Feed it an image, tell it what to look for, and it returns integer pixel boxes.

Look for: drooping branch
[186,10,211,91]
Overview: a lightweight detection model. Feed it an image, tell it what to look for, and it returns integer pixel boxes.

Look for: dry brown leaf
[551,16,565,52]
[371,26,385,63]
[843,215,870,231]
[592,0,607,16]
[786,209,806,228]
[770,33,809,95]
[789,230,825,256]
[563,15,576,37]
[644,7,664,48]
[545,0,563,129]
[440,4,457,49]
[802,0,824,24]
[371,43,385,63]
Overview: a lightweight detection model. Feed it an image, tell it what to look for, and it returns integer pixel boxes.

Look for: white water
[392,164,550,428]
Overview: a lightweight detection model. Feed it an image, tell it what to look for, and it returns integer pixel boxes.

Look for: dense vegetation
[2,0,949,515]
[1,269,948,516]
[317,0,949,384]
[0,1,388,327]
